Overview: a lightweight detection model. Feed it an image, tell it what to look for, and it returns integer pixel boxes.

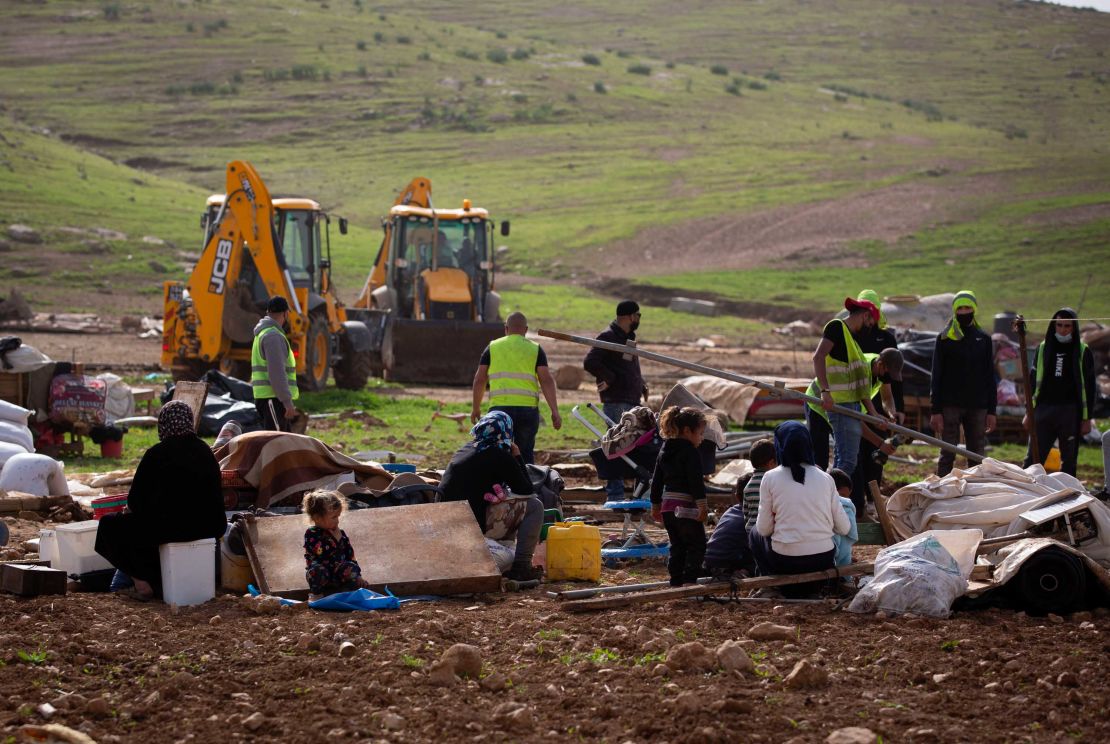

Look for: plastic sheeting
[847,529,981,618]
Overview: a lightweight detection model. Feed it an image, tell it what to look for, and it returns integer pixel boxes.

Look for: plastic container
[54,521,113,576]
[38,528,57,565]
[100,437,123,458]
[159,538,216,607]
[381,463,417,474]
[1044,447,1062,473]
[91,494,128,520]
[544,522,601,582]
[219,538,254,593]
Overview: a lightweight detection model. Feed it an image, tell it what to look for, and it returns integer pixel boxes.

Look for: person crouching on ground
[650,406,709,587]
[701,437,776,581]
[827,468,859,569]
[749,421,852,597]
[303,490,370,597]
[440,410,545,582]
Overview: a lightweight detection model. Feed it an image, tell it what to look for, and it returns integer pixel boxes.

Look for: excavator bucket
[386,318,504,385]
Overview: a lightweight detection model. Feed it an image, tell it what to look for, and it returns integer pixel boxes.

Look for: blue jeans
[827,401,862,477]
[491,405,540,465]
[602,402,636,499]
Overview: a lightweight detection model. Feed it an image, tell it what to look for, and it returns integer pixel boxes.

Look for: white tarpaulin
[886,458,1110,566]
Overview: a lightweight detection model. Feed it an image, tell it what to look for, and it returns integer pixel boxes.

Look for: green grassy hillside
[0,0,1106,331]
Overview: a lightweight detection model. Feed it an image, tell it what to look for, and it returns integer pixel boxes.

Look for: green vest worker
[251,296,300,432]
[1021,307,1096,477]
[471,312,561,465]
[809,297,889,478]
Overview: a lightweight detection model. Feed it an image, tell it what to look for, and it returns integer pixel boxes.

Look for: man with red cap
[808,297,889,480]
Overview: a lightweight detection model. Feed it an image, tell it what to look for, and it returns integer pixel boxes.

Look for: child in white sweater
[750,421,851,596]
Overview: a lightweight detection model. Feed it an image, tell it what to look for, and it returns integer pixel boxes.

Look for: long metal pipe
[538,329,984,463]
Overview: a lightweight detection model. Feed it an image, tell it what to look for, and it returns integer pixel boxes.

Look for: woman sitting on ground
[439,410,544,582]
[749,420,851,596]
[94,401,228,600]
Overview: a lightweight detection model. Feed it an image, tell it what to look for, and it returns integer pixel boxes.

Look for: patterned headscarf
[774,420,815,485]
[158,400,196,441]
[470,410,514,452]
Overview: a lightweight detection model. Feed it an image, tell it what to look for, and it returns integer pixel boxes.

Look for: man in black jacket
[584,300,649,500]
[930,290,996,476]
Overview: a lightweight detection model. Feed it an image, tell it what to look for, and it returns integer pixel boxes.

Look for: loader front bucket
[386,318,504,385]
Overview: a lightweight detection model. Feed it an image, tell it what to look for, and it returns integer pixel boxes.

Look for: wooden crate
[0,371,29,407]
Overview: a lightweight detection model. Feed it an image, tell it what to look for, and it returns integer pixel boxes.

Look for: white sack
[1,344,53,373]
[96,373,135,424]
[0,441,27,469]
[485,538,515,574]
[0,452,70,497]
[0,419,34,453]
[0,399,32,424]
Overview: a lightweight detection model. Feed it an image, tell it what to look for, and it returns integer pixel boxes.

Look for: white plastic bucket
[54,521,112,576]
[159,538,216,607]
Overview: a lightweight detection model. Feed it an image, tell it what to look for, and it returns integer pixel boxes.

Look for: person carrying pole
[930,290,996,476]
[1021,308,1095,477]
[809,297,888,480]
[471,311,561,465]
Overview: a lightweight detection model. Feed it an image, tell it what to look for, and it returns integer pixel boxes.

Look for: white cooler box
[160,538,216,606]
[53,521,113,576]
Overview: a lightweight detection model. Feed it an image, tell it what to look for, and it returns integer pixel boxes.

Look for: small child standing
[302,490,369,597]
[827,468,859,567]
[741,438,777,531]
[650,406,709,587]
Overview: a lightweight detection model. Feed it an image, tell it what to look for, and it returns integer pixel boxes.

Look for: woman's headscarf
[471,410,514,452]
[157,400,196,441]
[774,420,815,484]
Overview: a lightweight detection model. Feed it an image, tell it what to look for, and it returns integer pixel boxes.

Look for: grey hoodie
[253,316,295,407]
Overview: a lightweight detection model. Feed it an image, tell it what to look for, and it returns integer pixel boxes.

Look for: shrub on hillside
[357,40,367,51]
[627,64,651,76]
[457,49,480,61]
[710,64,728,76]
[594,81,607,94]
[487,48,508,64]
[512,48,531,61]
[582,53,601,66]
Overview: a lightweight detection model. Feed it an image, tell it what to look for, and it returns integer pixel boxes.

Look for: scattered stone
[784,659,829,690]
[652,663,670,677]
[480,672,508,692]
[440,643,482,679]
[1056,671,1079,688]
[674,691,699,714]
[297,634,320,652]
[427,661,457,687]
[243,712,265,731]
[666,641,716,673]
[983,682,1001,691]
[1047,613,1064,624]
[711,699,753,715]
[748,622,796,641]
[716,640,755,674]
[826,726,877,744]
[338,641,356,658]
[492,702,534,732]
[208,615,222,626]
[17,725,97,744]
[36,703,56,719]
[148,260,168,273]
[8,225,42,244]
[931,673,950,685]
[554,365,586,390]
[86,697,111,718]
[378,712,405,731]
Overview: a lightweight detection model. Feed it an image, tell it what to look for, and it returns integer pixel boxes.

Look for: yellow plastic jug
[545,522,601,582]
[1044,447,1062,473]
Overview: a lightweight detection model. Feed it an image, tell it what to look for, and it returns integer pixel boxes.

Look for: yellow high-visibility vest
[487,334,540,407]
[251,325,299,400]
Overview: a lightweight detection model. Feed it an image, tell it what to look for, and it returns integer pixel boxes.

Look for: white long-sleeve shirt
[755,465,852,557]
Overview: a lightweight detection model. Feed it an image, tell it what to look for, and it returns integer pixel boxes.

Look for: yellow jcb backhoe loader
[162,161,375,392]
[350,177,507,384]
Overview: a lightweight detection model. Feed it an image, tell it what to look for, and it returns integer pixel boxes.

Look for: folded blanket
[215,431,392,508]
[601,406,656,459]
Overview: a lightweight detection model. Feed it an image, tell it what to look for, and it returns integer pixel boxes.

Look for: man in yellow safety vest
[810,297,889,479]
[251,296,300,431]
[471,312,561,464]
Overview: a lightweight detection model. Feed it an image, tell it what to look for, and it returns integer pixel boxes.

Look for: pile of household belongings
[212,430,439,510]
[672,375,810,428]
[848,458,1110,618]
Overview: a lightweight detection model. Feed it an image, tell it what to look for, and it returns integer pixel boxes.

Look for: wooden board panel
[171,380,209,431]
[243,501,502,600]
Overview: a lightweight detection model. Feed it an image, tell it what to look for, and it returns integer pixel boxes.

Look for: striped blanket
[214,431,393,508]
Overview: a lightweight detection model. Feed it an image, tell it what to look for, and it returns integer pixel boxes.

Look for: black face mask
[956,313,974,329]
[879,373,893,384]
[629,320,640,333]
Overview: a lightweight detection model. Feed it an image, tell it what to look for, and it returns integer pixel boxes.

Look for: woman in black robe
[94,401,227,600]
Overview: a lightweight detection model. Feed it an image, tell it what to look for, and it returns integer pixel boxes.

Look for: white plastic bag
[0,452,70,497]
[0,419,34,453]
[847,529,981,618]
[485,537,515,574]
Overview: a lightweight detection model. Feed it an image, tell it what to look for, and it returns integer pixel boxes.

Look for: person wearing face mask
[809,297,888,481]
[584,300,649,500]
[1021,308,1095,477]
[930,290,996,476]
[251,296,300,431]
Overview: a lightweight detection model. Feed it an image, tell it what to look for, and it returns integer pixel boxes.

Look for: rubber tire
[299,315,331,393]
[1012,547,1086,616]
[333,334,373,390]
[170,358,210,382]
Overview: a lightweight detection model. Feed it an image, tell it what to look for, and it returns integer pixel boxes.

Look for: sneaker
[752,587,784,599]
[504,564,544,582]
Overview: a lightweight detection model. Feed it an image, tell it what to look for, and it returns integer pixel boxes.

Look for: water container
[1044,447,1062,473]
[219,538,254,593]
[38,529,57,566]
[545,522,601,582]
[159,538,216,607]
[54,521,113,576]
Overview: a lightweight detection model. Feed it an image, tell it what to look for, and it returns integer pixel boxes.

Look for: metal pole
[1014,315,1039,465]
[539,328,984,463]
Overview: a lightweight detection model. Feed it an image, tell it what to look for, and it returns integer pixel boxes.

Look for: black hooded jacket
[583,321,645,405]
[1030,308,1096,417]
[649,438,707,507]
